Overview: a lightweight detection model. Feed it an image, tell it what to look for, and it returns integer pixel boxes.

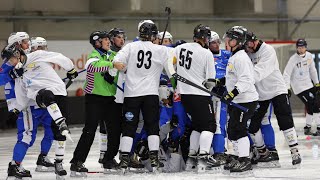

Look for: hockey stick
[160,7,171,45]
[172,73,249,112]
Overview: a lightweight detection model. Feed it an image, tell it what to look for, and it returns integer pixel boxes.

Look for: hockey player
[221,26,259,174]
[96,28,126,166]
[283,39,320,136]
[173,24,218,173]
[245,31,301,166]
[70,31,122,175]
[208,31,231,166]
[158,31,173,46]
[113,22,171,173]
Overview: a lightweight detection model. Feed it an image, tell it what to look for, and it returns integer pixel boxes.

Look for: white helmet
[7,32,29,46]
[31,37,47,49]
[210,31,220,43]
[138,20,155,31]
[158,31,173,41]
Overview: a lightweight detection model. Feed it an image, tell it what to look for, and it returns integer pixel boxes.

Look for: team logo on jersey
[125,112,134,121]
[0,68,3,72]
[27,63,36,69]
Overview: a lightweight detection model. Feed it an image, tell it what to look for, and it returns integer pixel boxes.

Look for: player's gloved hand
[288,89,292,98]
[221,88,239,105]
[315,83,320,94]
[9,68,24,79]
[103,71,115,84]
[66,68,78,80]
[8,108,20,121]
[202,78,218,91]
[216,77,226,87]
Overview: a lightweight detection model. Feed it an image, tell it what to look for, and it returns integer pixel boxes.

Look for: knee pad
[36,89,56,108]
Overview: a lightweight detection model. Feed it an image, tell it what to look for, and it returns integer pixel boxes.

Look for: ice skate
[257,148,280,168]
[229,157,253,177]
[54,160,67,180]
[185,154,197,172]
[197,154,220,173]
[313,127,320,136]
[118,152,130,174]
[223,154,238,174]
[250,146,259,165]
[103,159,120,174]
[35,154,55,172]
[98,151,105,165]
[7,162,31,180]
[290,148,302,168]
[128,154,145,173]
[70,161,88,178]
[149,150,164,173]
[213,153,227,166]
[304,126,312,135]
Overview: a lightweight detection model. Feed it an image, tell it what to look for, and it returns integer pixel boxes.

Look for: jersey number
[179,48,193,69]
[137,50,152,69]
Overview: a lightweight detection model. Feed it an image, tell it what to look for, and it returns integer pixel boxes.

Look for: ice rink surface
[0,114,320,180]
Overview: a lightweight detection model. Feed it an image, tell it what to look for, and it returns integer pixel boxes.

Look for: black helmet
[193,24,211,40]
[108,28,126,40]
[1,43,25,60]
[139,22,158,40]
[296,38,307,47]
[89,31,109,47]
[246,31,257,42]
[223,26,248,45]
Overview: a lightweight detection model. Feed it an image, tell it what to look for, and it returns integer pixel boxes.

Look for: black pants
[122,95,159,137]
[228,101,257,141]
[249,94,294,134]
[181,95,216,133]
[297,87,320,115]
[51,95,68,141]
[70,94,122,164]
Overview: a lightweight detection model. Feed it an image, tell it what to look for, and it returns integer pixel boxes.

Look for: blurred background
[0,0,319,128]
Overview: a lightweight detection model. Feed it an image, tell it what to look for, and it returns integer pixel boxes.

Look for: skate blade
[151,167,162,174]
[229,170,254,177]
[6,177,31,180]
[292,163,301,169]
[206,165,222,174]
[35,165,55,172]
[70,171,87,178]
[103,169,120,174]
[257,161,281,168]
[128,167,146,173]
[197,165,206,173]
[56,175,66,180]
[121,168,128,175]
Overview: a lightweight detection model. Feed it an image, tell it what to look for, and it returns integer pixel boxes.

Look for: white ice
[0,114,320,180]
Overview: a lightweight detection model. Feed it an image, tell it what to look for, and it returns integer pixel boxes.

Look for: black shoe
[8,161,32,178]
[304,126,312,135]
[230,157,252,173]
[224,155,238,170]
[103,159,119,170]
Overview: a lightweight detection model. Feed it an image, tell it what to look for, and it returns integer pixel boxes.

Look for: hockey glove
[8,108,20,121]
[135,140,149,160]
[103,71,115,84]
[66,68,78,80]
[221,88,239,105]
[202,78,218,91]
[216,77,226,87]
[9,68,24,79]
[315,83,320,94]
[288,89,292,98]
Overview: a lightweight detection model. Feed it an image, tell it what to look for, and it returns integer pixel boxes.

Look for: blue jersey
[0,61,16,100]
[214,50,231,79]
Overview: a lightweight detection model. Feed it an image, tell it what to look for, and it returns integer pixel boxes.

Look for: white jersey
[283,51,319,95]
[15,78,38,110]
[174,43,215,96]
[226,49,259,103]
[23,50,74,100]
[113,41,170,97]
[247,42,288,101]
